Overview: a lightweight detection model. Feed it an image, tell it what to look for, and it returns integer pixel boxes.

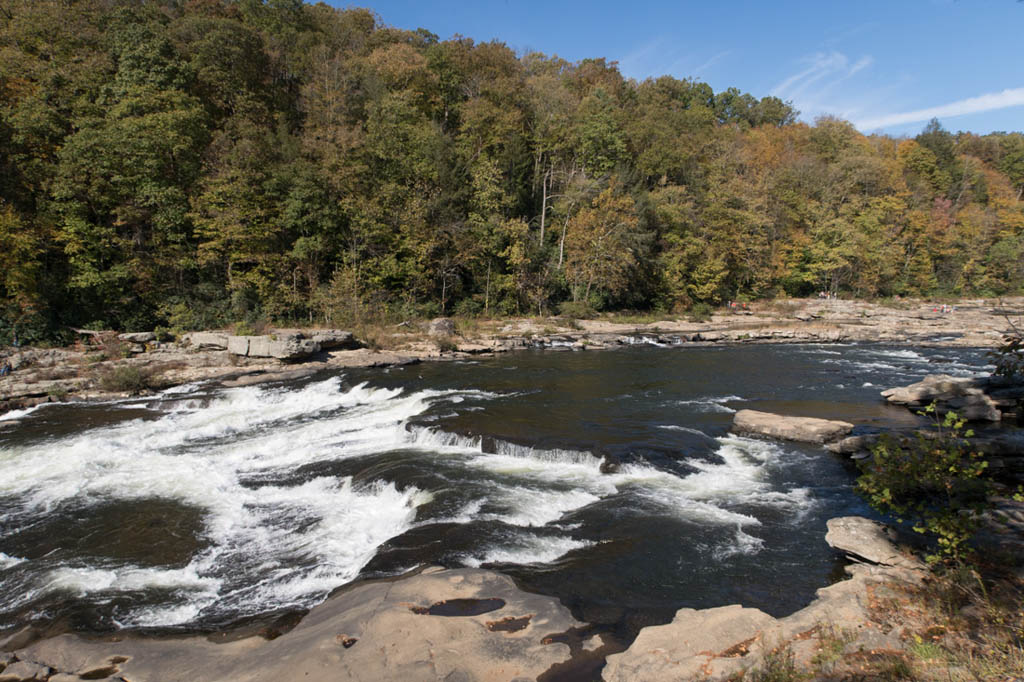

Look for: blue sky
[334,0,1024,137]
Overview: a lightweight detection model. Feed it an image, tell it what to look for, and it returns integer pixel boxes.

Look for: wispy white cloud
[854,87,1024,130]
[768,51,878,123]
[770,52,872,103]
[618,39,731,82]
[693,50,732,75]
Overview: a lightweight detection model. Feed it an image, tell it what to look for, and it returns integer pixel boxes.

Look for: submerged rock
[732,409,854,444]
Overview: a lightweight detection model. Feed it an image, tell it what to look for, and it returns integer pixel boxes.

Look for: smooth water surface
[0,343,990,638]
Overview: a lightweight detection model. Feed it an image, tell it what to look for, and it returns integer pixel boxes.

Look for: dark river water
[0,343,990,642]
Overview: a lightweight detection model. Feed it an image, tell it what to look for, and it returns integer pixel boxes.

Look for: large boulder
[117,332,156,343]
[881,374,1001,421]
[227,334,320,361]
[183,332,229,351]
[428,317,456,337]
[732,410,854,444]
[308,329,357,350]
[825,516,923,570]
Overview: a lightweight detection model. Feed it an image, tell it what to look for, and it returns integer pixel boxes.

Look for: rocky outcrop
[184,330,355,361]
[732,410,854,444]
[427,317,456,337]
[227,334,320,361]
[881,374,1003,421]
[183,332,229,350]
[117,332,156,343]
[602,605,776,681]
[825,516,923,569]
[603,516,921,681]
[307,329,356,350]
[13,568,586,682]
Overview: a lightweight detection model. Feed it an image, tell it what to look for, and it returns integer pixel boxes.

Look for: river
[0,343,990,642]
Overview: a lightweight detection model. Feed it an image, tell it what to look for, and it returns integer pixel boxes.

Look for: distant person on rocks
[0,360,11,377]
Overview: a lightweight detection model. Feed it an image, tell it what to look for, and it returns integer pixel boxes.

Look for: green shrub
[233,321,257,337]
[98,366,153,394]
[687,302,714,322]
[558,300,596,319]
[435,337,458,353]
[856,405,993,564]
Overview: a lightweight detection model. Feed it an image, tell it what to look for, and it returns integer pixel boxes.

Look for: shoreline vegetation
[1,1,1023,351]
[1,296,1020,417]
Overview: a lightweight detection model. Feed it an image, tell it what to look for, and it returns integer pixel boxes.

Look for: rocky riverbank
[2,296,1021,417]
[0,518,932,682]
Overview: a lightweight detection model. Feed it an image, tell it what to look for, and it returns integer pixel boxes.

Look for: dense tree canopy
[1,0,1022,341]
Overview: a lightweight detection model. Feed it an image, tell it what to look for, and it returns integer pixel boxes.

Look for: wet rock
[428,317,456,337]
[118,332,156,343]
[826,434,882,455]
[220,367,321,388]
[825,516,923,569]
[881,374,1001,421]
[732,410,854,444]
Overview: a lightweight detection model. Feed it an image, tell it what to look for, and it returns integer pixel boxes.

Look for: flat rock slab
[732,409,854,444]
[825,516,923,570]
[15,568,584,682]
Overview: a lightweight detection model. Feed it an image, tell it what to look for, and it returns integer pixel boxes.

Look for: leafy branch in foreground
[856,405,993,565]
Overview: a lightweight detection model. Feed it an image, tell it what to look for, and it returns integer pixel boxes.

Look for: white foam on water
[413,427,810,535]
[483,486,601,527]
[158,382,204,395]
[44,563,220,595]
[622,335,666,347]
[618,436,813,529]
[0,377,468,626]
[656,425,714,439]
[462,534,593,568]
[674,395,744,414]
[712,527,766,560]
[0,371,818,628]
[0,553,25,570]
[0,404,48,422]
[866,349,925,361]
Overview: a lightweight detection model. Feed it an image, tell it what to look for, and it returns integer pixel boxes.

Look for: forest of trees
[2,0,1023,343]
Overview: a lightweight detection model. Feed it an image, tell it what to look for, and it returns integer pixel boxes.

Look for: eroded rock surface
[732,409,854,444]
[13,568,585,682]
